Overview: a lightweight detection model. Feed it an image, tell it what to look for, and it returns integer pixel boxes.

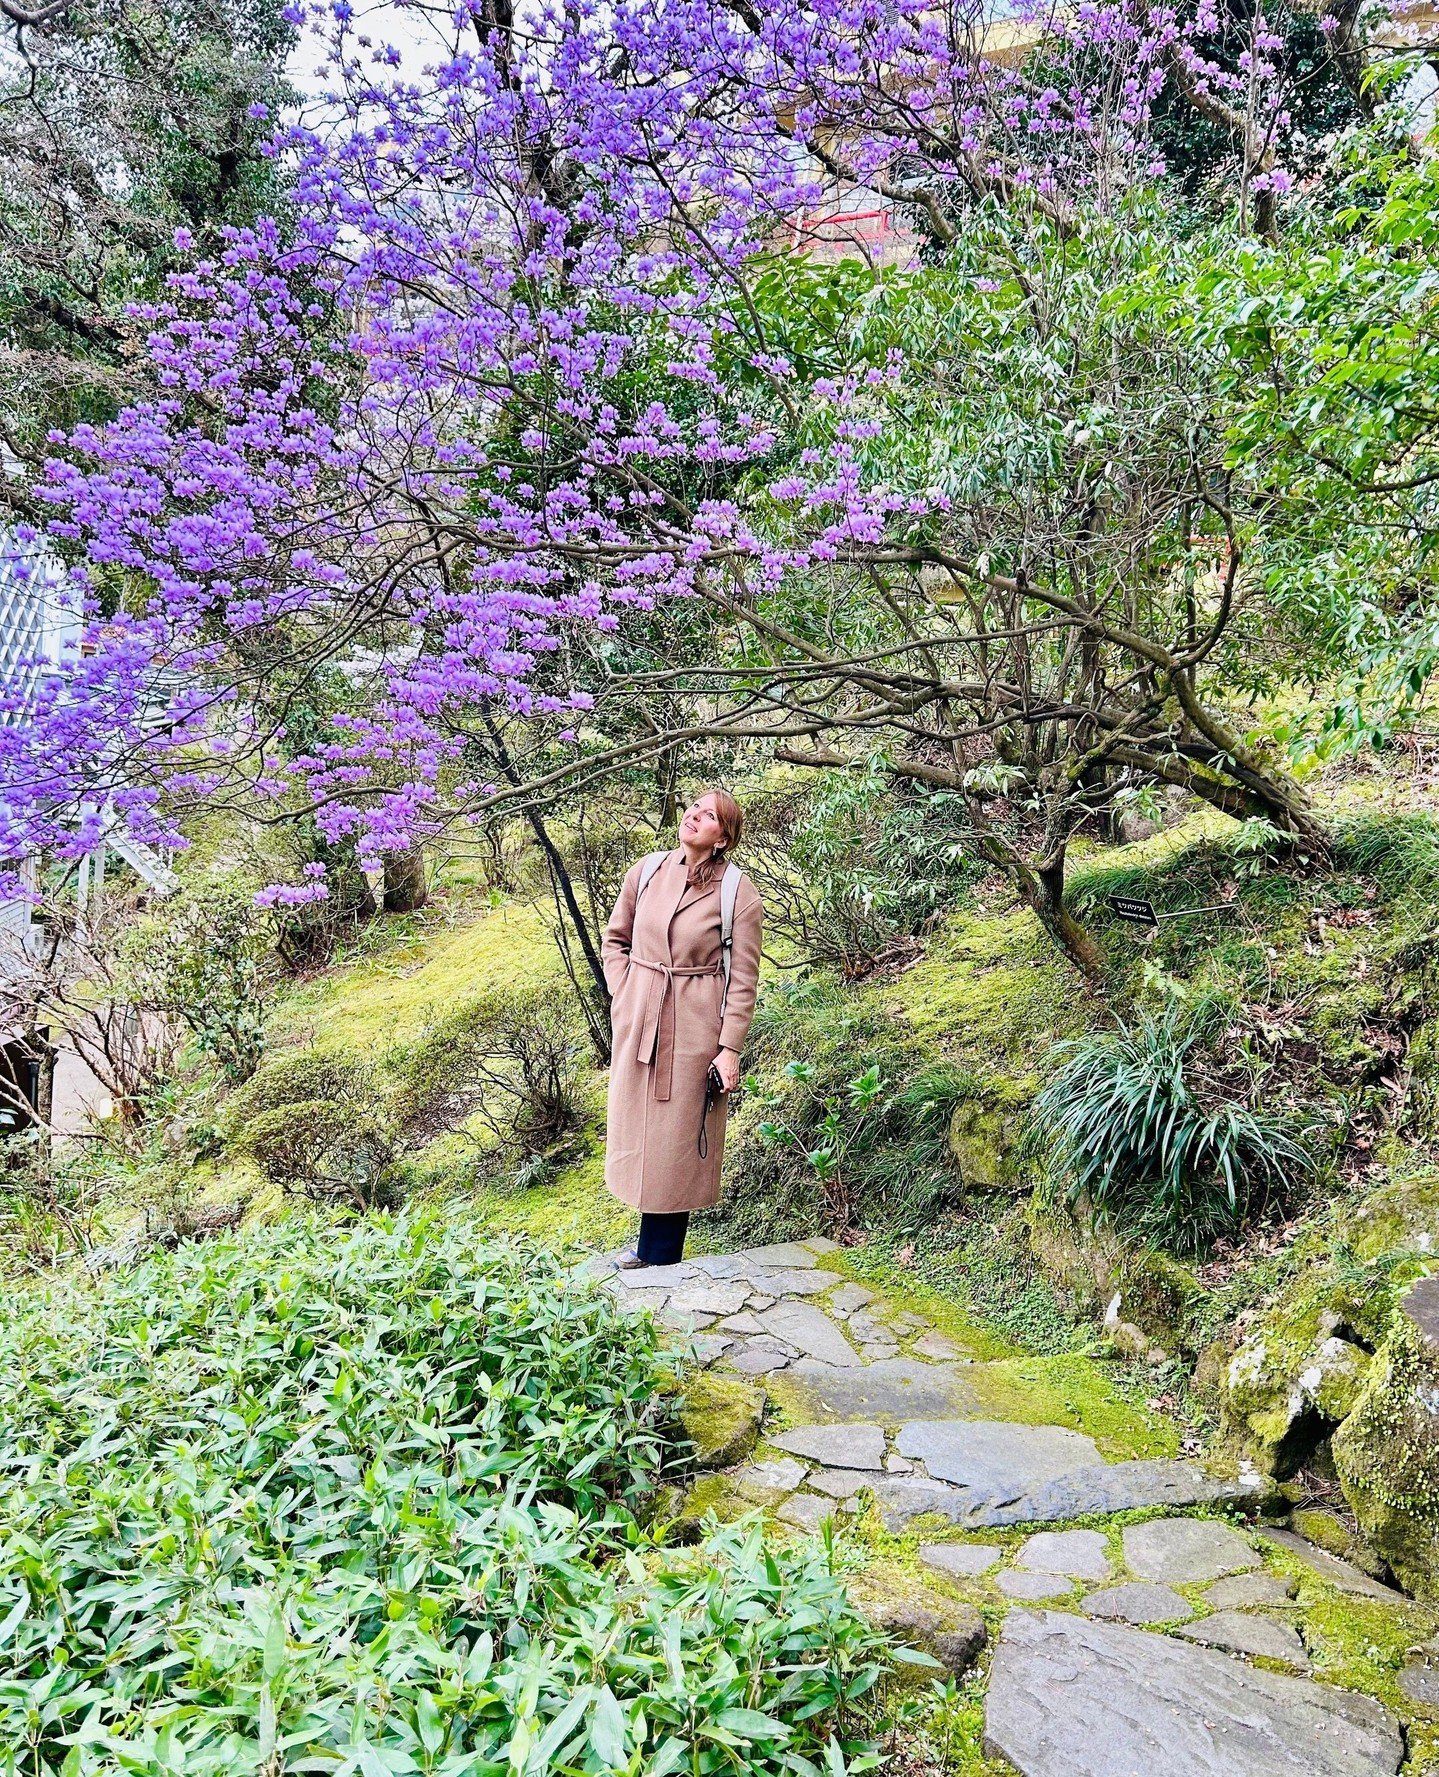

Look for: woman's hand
[710,1048,741,1092]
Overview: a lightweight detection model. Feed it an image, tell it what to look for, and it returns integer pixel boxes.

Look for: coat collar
[653,849,689,964]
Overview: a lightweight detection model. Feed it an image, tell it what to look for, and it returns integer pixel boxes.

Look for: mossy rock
[1221,1287,1376,1479]
[679,1373,765,1470]
[947,1094,1022,1191]
[1334,1278,1439,1601]
[849,1561,987,1682]
[666,1471,755,1542]
[1022,1196,1125,1317]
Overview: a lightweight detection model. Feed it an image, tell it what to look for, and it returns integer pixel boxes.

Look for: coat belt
[628,956,721,1101]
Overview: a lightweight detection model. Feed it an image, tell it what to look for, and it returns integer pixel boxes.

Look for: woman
[602,789,763,1268]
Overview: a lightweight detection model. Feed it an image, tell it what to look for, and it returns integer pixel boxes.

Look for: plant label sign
[1108,894,1159,927]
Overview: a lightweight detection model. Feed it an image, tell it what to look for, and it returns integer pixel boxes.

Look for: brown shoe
[613,1248,643,1270]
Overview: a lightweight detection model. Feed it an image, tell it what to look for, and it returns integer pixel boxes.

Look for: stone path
[597,1239,1437,1775]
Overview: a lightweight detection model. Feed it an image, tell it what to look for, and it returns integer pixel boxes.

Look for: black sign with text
[1108,894,1159,927]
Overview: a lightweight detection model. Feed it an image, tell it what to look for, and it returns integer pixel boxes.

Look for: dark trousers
[637,1211,690,1267]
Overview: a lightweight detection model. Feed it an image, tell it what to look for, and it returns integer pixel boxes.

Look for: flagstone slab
[1177,1610,1310,1671]
[1015,1529,1112,1581]
[718,1312,766,1334]
[828,1283,875,1314]
[1259,1530,1399,1601]
[806,1467,876,1499]
[773,1358,984,1424]
[919,1542,1003,1580]
[913,1331,969,1361]
[984,1610,1403,1777]
[733,1457,808,1498]
[777,1493,836,1532]
[875,1458,1263,1531]
[1082,1582,1191,1624]
[1123,1518,1259,1585]
[897,1419,1103,1493]
[769,1422,886,1470]
[1203,1572,1299,1611]
[727,1345,791,1376]
[753,1302,862,1367]
[666,1281,752,1317]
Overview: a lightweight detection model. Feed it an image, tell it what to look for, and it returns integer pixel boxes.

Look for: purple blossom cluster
[0,0,1314,891]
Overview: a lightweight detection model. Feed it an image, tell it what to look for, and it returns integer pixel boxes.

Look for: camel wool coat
[602,850,763,1213]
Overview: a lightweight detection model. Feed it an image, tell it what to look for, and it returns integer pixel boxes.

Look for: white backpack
[635,851,742,1016]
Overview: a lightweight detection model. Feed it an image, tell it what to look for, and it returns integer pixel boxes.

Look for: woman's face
[680,794,726,852]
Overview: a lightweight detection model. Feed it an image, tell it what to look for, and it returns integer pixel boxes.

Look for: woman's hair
[692,788,743,883]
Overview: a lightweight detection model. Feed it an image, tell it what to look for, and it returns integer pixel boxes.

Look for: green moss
[270,901,562,1054]
[679,1373,765,1469]
[964,1354,1179,1459]
[1335,1311,1439,1600]
[450,1144,632,1250]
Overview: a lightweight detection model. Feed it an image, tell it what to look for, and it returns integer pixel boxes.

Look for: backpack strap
[718,861,741,1019]
[634,851,744,1021]
[633,851,668,902]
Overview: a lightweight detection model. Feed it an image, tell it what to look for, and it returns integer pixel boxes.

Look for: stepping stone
[985,1609,1403,1777]
[846,1311,887,1342]
[753,1303,862,1367]
[913,1331,967,1361]
[1123,1518,1258,1585]
[747,1294,777,1310]
[614,1262,700,1290]
[667,1282,752,1317]
[691,1334,733,1366]
[898,1419,1101,1492]
[689,1254,839,1292]
[718,1312,765,1335]
[754,1269,842,1297]
[1082,1582,1191,1624]
[750,1335,800,1356]
[997,1570,1074,1601]
[806,1467,874,1499]
[1204,1571,1299,1610]
[1259,1530,1398,1600]
[660,1309,717,1332]
[727,1346,790,1376]
[828,1283,874,1314]
[875,1459,1264,1533]
[770,1423,886,1470]
[733,1457,808,1498]
[861,1343,901,1362]
[736,1242,823,1269]
[804,1237,840,1254]
[1398,1655,1439,1707]
[777,1358,983,1425]
[1016,1529,1112,1581]
[919,1542,1003,1579]
[885,1454,914,1474]
[777,1493,835,1532]
[893,1313,930,1330]
[1177,1610,1309,1671]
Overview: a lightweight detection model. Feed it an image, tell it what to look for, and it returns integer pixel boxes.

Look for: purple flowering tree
[1,0,1366,966]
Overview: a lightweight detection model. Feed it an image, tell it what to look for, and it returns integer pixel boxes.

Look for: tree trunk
[1025,852,1106,978]
[383,845,428,913]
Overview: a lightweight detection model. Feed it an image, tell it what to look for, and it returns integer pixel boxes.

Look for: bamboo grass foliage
[0,1213,886,1775]
[1029,1005,1312,1251]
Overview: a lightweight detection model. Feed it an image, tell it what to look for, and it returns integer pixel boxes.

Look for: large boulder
[1221,1307,1372,1478]
[1334,1276,1439,1600]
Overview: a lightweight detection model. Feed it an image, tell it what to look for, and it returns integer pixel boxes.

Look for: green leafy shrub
[120,878,269,1083]
[392,984,590,1159]
[228,1050,401,1208]
[0,1212,888,1773]
[1028,1002,1313,1251]
[742,773,978,978]
[716,978,964,1244]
